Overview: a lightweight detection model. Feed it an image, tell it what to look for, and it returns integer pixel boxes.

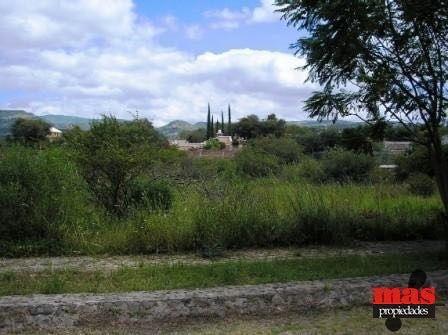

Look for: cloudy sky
[0,0,317,126]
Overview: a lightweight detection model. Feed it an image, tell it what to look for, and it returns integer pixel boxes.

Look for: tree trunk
[429,135,448,257]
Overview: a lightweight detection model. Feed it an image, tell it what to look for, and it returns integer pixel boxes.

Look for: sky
[0,0,317,126]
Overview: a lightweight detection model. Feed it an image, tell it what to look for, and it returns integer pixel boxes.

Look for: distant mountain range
[158,119,361,138]
[0,110,93,137]
[288,119,361,128]
[0,110,361,138]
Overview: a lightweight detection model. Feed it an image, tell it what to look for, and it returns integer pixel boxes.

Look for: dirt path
[0,240,443,273]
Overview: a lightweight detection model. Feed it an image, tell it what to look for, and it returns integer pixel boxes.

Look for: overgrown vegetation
[0,115,446,257]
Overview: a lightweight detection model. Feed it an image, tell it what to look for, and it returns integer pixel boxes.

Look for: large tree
[277,0,448,242]
[11,118,51,144]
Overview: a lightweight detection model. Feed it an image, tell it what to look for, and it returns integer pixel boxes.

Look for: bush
[178,157,237,182]
[204,138,225,150]
[321,148,375,183]
[394,145,433,181]
[127,178,173,211]
[235,148,280,177]
[0,146,92,247]
[67,116,166,216]
[296,158,325,183]
[407,173,435,197]
[180,128,206,143]
[295,127,341,154]
[249,137,302,164]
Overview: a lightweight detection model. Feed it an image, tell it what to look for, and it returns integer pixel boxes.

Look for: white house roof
[49,127,62,133]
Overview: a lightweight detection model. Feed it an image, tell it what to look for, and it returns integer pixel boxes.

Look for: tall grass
[65,178,444,256]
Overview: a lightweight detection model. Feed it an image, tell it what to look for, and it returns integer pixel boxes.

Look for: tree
[11,118,51,144]
[206,103,212,139]
[228,104,232,136]
[234,114,287,139]
[234,114,261,139]
[262,114,286,137]
[221,111,225,133]
[211,115,214,137]
[67,116,165,216]
[277,0,448,246]
[341,127,373,154]
[182,128,207,143]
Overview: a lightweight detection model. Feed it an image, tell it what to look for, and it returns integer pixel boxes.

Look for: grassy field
[0,251,445,296]
[59,180,444,257]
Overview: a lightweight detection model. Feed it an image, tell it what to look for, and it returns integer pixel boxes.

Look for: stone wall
[0,271,447,333]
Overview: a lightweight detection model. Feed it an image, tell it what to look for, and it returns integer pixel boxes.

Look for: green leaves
[67,116,166,216]
[277,0,447,130]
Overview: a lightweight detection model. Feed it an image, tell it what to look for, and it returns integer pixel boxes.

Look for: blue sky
[0,0,314,125]
[135,0,298,54]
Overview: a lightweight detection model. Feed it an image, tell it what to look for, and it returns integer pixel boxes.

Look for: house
[47,127,62,140]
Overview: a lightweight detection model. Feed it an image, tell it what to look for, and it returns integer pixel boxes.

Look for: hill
[1,109,362,139]
[156,120,206,139]
[0,110,94,137]
[287,120,361,128]
[41,115,92,130]
[0,110,36,137]
[155,119,361,139]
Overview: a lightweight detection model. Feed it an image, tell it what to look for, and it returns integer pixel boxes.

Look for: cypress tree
[216,118,219,135]
[211,115,214,137]
[227,104,232,136]
[206,103,211,139]
[221,111,224,133]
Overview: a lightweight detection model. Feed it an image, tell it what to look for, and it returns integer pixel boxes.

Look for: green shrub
[321,148,375,183]
[0,146,92,248]
[394,145,433,181]
[178,157,237,181]
[235,148,280,177]
[66,116,165,216]
[249,137,302,164]
[296,158,325,183]
[204,138,225,150]
[407,173,435,197]
[127,178,173,211]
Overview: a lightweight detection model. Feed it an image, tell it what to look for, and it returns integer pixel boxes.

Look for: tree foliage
[11,118,51,144]
[181,128,207,143]
[0,146,91,245]
[67,116,166,216]
[234,114,286,139]
[277,0,448,212]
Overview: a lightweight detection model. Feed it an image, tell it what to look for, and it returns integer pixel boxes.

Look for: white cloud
[204,7,251,22]
[0,0,138,49]
[203,1,281,30]
[250,0,281,23]
[185,25,204,40]
[0,0,312,126]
